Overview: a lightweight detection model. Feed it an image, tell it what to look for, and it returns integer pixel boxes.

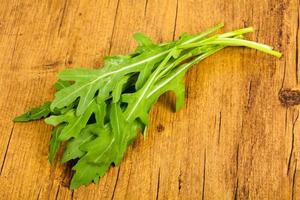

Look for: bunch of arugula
[14,23,281,189]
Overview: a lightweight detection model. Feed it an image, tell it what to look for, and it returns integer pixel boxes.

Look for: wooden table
[0,0,299,199]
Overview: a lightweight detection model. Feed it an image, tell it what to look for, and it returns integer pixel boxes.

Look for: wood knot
[156,123,165,132]
[67,59,73,65]
[279,89,300,107]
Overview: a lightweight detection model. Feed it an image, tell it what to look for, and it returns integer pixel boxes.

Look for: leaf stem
[201,38,282,58]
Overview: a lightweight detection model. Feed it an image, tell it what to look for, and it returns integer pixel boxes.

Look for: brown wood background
[0,0,299,199]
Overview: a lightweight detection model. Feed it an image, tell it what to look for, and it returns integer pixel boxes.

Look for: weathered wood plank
[0,0,299,199]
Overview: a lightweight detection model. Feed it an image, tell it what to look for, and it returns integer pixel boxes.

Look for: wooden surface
[0,0,299,199]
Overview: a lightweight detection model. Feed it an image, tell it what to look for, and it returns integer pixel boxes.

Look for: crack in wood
[172,0,178,40]
[178,169,182,192]
[240,117,244,136]
[54,185,60,200]
[185,85,189,100]
[285,108,288,134]
[201,149,206,200]
[156,168,161,200]
[246,80,252,110]
[108,0,120,55]
[36,187,42,200]
[234,178,239,200]
[214,114,217,129]
[217,112,222,144]
[296,0,299,84]
[71,190,74,200]
[144,0,149,17]
[61,160,76,188]
[57,0,68,35]
[111,167,121,200]
[236,144,239,174]
[0,123,15,175]
[287,110,299,174]
[292,160,297,200]
[233,144,239,200]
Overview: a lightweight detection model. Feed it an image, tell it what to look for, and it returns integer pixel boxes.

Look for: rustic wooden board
[0,0,299,199]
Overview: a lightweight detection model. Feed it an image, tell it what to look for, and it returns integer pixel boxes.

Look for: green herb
[14,23,281,189]
[14,101,52,122]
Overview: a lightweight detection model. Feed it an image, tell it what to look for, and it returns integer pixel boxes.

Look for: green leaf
[133,32,154,47]
[50,47,167,116]
[50,28,217,116]
[61,124,96,163]
[147,47,225,112]
[80,103,137,165]
[70,159,110,189]
[133,32,158,54]
[112,76,130,103]
[122,48,185,123]
[109,103,138,164]
[45,101,106,141]
[70,103,138,188]
[54,80,71,91]
[14,81,73,123]
[135,61,156,90]
[14,102,52,122]
[49,125,64,164]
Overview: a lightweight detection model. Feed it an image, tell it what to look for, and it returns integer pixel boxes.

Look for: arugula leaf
[70,159,108,189]
[70,103,138,188]
[45,101,106,141]
[146,47,225,112]
[14,102,52,122]
[54,80,71,91]
[50,47,168,116]
[61,124,97,163]
[49,125,64,164]
[50,24,226,116]
[133,32,158,54]
[14,79,74,123]
[14,23,282,189]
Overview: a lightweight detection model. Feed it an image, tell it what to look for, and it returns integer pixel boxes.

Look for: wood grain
[0,0,299,199]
